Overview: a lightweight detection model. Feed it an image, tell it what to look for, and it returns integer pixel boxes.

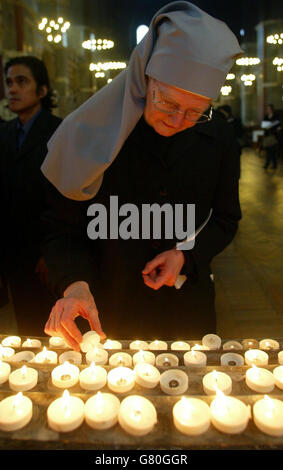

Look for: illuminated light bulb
[54,24,59,30]
[50,20,55,27]
[226,73,235,80]
[58,17,64,24]
[107,79,112,83]
[38,23,45,30]
[42,18,48,24]
[47,35,53,42]
[46,27,52,33]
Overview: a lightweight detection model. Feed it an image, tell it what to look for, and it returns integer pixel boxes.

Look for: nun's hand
[142,248,185,290]
[44,281,106,351]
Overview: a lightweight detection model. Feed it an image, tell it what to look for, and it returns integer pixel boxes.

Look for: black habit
[41,112,241,340]
[0,108,62,335]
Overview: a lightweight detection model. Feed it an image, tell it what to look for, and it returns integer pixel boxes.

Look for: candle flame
[180,396,193,419]
[192,344,201,350]
[13,392,23,412]
[26,338,32,346]
[130,397,143,422]
[21,365,27,378]
[264,395,276,418]
[62,389,71,417]
[95,391,104,414]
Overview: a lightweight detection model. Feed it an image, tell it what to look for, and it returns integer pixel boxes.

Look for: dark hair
[4,56,57,112]
[218,105,232,116]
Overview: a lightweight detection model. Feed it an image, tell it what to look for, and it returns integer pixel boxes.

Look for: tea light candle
[85,392,120,429]
[160,369,188,395]
[109,352,132,367]
[86,347,108,366]
[259,339,280,350]
[10,351,35,363]
[34,347,57,364]
[244,349,268,367]
[0,345,15,360]
[0,392,33,431]
[107,367,135,393]
[51,361,80,389]
[80,330,101,352]
[47,390,84,432]
[0,360,11,384]
[242,338,259,350]
[2,336,21,348]
[156,353,179,367]
[49,336,69,349]
[210,390,250,434]
[220,353,244,367]
[133,350,155,366]
[22,338,42,349]
[192,344,209,351]
[184,350,207,367]
[134,363,160,389]
[173,397,211,436]
[278,351,283,365]
[148,340,168,350]
[102,339,122,350]
[245,365,275,393]
[203,370,232,395]
[202,334,221,350]
[171,341,190,351]
[59,351,82,365]
[118,395,157,436]
[253,395,283,436]
[9,365,38,392]
[129,340,149,350]
[223,340,243,350]
[79,362,107,391]
[273,366,283,390]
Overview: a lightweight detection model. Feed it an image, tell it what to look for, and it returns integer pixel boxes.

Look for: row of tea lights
[1,388,283,438]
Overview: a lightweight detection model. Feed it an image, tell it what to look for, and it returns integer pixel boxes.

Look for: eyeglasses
[152,87,213,123]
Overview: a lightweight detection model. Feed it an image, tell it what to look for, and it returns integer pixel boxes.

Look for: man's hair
[4,56,57,112]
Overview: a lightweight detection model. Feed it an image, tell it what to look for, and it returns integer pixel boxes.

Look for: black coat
[42,113,241,340]
[0,108,62,335]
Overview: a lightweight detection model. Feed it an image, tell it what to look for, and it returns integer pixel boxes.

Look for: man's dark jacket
[42,113,242,340]
[0,108,62,334]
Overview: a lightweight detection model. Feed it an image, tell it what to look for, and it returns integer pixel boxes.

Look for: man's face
[5,64,45,114]
[144,77,212,137]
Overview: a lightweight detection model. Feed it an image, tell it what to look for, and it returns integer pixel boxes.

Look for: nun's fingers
[44,303,60,336]
[54,301,82,351]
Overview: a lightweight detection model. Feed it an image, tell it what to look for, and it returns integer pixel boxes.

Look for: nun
[41,1,243,350]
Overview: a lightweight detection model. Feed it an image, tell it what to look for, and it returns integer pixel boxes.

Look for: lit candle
[34,347,58,364]
[191,344,209,351]
[49,336,69,349]
[59,351,82,365]
[202,370,232,395]
[242,339,259,350]
[278,351,283,365]
[0,360,11,384]
[160,369,188,395]
[0,345,15,360]
[86,347,108,366]
[0,392,33,432]
[173,397,211,435]
[148,340,168,351]
[210,389,250,434]
[9,365,38,392]
[102,339,122,350]
[155,353,179,368]
[107,366,135,393]
[134,363,160,389]
[245,365,275,393]
[244,349,268,367]
[273,366,283,390]
[109,352,132,367]
[202,334,222,350]
[259,339,280,351]
[80,330,101,352]
[129,340,149,350]
[85,392,120,430]
[170,341,190,351]
[184,350,207,367]
[51,361,80,389]
[118,395,157,436]
[133,350,155,366]
[253,395,283,436]
[10,351,35,363]
[222,340,243,350]
[220,353,244,367]
[1,336,21,348]
[47,390,85,432]
[22,338,42,349]
[79,362,107,391]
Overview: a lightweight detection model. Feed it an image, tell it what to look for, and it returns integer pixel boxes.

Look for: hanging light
[82,38,115,51]
[266,33,283,45]
[273,57,283,71]
[38,17,71,44]
[226,73,235,80]
[221,85,232,96]
[89,61,127,72]
[236,57,260,66]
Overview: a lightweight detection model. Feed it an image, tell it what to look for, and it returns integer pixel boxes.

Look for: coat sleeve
[41,175,96,297]
[181,126,242,281]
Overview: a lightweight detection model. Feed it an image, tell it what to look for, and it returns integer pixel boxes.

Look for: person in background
[0,56,62,335]
[262,104,281,170]
[218,105,245,157]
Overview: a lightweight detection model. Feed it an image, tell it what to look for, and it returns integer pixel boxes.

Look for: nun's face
[144,78,212,137]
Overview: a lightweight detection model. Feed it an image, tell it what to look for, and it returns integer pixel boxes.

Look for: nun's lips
[162,121,175,129]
